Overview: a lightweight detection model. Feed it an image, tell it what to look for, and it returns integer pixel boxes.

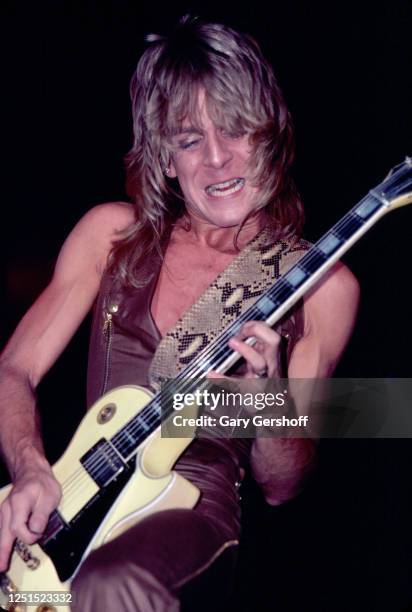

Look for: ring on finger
[253,367,268,378]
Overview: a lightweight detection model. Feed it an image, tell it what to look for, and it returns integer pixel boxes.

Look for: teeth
[205,178,244,197]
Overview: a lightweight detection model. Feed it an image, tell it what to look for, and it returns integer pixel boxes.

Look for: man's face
[167,92,261,228]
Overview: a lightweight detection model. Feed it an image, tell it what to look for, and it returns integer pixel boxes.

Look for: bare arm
[231,262,360,504]
[0,202,133,569]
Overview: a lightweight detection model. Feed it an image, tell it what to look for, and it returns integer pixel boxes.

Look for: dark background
[2,1,412,611]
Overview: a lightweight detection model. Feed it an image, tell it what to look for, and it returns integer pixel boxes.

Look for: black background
[2,1,412,611]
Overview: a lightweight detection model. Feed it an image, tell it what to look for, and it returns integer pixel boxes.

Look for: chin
[207,213,248,228]
[213,205,257,228]
[189,195,257,228]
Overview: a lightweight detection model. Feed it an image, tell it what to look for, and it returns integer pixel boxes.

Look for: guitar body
[0,385,199,611]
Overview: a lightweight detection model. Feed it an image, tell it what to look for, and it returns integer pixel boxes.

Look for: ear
[167,158,178,178]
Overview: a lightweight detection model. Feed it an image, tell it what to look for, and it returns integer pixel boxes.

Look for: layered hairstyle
[108,16,304,287]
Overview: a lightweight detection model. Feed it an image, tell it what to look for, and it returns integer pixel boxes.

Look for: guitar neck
[109,193,388,464]
[109,158,412,463]
[216,190,388,373]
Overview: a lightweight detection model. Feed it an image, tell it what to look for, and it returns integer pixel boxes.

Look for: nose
[203,130,233,169]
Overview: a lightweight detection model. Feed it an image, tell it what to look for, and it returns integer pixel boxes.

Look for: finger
[229,337,266,376]
[0,502,15,571]
[9,492,39,544]
[28,502,52,536]
[206,370,230,380]
[256,338,282,377]
[237,321,281,346]
[234,322,282,377]
[27,483,60,537]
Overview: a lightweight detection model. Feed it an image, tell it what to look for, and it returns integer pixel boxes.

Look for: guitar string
[58,202,376,497]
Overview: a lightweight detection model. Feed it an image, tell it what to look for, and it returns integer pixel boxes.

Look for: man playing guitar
[0,16,359,611]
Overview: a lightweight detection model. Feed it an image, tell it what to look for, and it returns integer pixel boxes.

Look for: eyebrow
[169,127,203,137]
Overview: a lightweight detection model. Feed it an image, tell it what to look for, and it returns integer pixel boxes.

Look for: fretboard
[109,190,388,463]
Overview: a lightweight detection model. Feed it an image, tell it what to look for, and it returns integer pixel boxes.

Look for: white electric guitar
[0,159,411,611]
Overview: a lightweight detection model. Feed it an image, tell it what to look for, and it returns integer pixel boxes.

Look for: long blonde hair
[108,16,304,288]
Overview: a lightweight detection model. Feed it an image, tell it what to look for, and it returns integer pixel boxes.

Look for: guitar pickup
[81,438,126,488]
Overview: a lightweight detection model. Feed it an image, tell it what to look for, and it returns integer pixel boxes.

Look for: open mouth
[205,178,245,197]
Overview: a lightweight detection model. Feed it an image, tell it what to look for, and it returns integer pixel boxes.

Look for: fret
[354,194,382,219]
[138,416,149,432]
[255,294,276,316]
[270,278,294,304]
[112,409,159,459]
[205,343,232,370]
[317,232,342,256]
[333,215,363,240]
[284,265,307,287]
[159,384,187,413]
[193,357,213,373]
[123,430,137,445]
[150,400,162,418]
[300,248,326,274]
[112,430,136,459]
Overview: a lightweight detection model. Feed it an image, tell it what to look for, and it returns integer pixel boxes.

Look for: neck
[177,211,265,251]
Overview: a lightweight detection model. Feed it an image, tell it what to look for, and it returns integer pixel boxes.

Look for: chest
[151,242,235,337]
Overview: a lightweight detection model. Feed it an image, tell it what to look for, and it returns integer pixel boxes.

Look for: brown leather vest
[86,231,309,539]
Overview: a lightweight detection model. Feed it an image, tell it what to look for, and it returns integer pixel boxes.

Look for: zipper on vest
[101,302,118,396]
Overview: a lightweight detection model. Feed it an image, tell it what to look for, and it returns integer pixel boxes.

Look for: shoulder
[73,201,134,239]
[57,202,134,279]
[276,232,360,327]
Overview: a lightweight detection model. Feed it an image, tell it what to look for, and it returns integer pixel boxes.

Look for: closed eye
[179,138,202,150]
